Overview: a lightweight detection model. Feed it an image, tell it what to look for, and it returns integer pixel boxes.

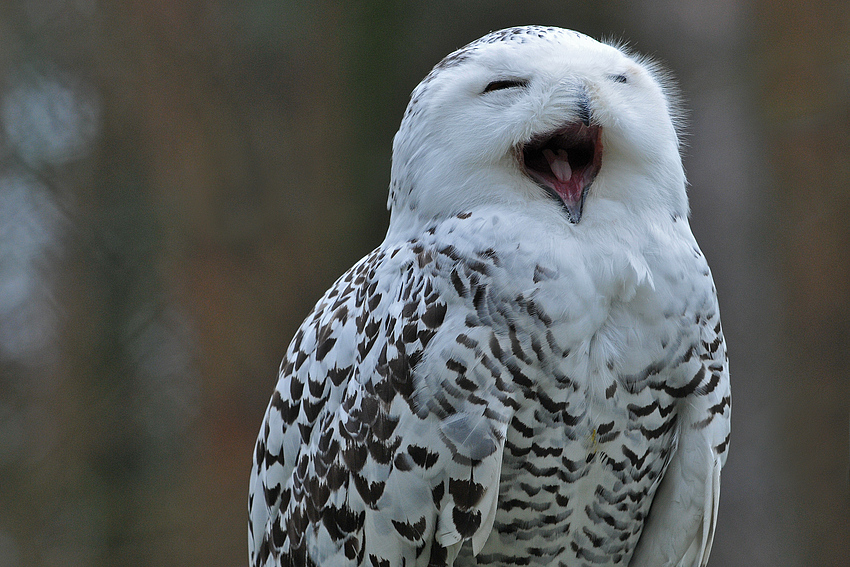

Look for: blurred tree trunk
[755,0,850,562]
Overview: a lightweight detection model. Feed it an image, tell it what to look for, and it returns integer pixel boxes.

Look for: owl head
[387,26,687,237]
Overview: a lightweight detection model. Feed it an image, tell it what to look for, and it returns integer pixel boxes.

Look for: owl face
[388,27,687,235]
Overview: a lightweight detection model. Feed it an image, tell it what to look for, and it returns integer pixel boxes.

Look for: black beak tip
[567,185,590,224]
[564,194,585,224]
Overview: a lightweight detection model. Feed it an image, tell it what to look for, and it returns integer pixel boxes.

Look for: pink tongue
[541,148,581,204]
[542,148,572,182]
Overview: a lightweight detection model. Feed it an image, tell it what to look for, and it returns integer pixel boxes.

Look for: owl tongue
[542,148,579,203]
[522,123,601,223]
[543,148,572,183]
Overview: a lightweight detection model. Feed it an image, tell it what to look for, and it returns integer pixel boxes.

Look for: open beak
[520,95,601,223]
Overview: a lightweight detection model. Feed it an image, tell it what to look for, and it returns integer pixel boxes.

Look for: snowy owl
[248,26,730,567]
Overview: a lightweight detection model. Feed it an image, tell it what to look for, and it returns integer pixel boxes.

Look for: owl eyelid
[609,73,629,84]
[482,79,530,93]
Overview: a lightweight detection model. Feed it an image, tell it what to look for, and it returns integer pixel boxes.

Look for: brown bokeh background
[0,1,847,565]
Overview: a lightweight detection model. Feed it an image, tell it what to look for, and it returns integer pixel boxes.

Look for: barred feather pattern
[249,25,730,567]
[248,210,729,567]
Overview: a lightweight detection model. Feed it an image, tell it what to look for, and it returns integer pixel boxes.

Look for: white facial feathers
[387,26,687,235]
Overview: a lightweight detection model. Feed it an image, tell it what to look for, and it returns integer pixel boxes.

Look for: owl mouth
[521,123,602,223]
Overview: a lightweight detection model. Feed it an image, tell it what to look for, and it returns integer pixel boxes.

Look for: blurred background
[0,1,847,566]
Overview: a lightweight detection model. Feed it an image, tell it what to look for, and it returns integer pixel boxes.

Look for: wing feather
[629,311,730,567]
[249,241,513,567]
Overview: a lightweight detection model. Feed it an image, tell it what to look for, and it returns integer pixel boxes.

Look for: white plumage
[249,26,730,567]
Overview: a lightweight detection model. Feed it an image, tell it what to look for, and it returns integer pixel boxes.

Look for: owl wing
[248,241,514,567]
[629,300,731,567]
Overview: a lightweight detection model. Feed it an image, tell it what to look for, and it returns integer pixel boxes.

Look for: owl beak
[562,181,587,224]
[521,120,602,224]
[577,91,591,127]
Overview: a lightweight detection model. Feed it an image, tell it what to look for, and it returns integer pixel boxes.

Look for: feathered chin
[521,122,602,223]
